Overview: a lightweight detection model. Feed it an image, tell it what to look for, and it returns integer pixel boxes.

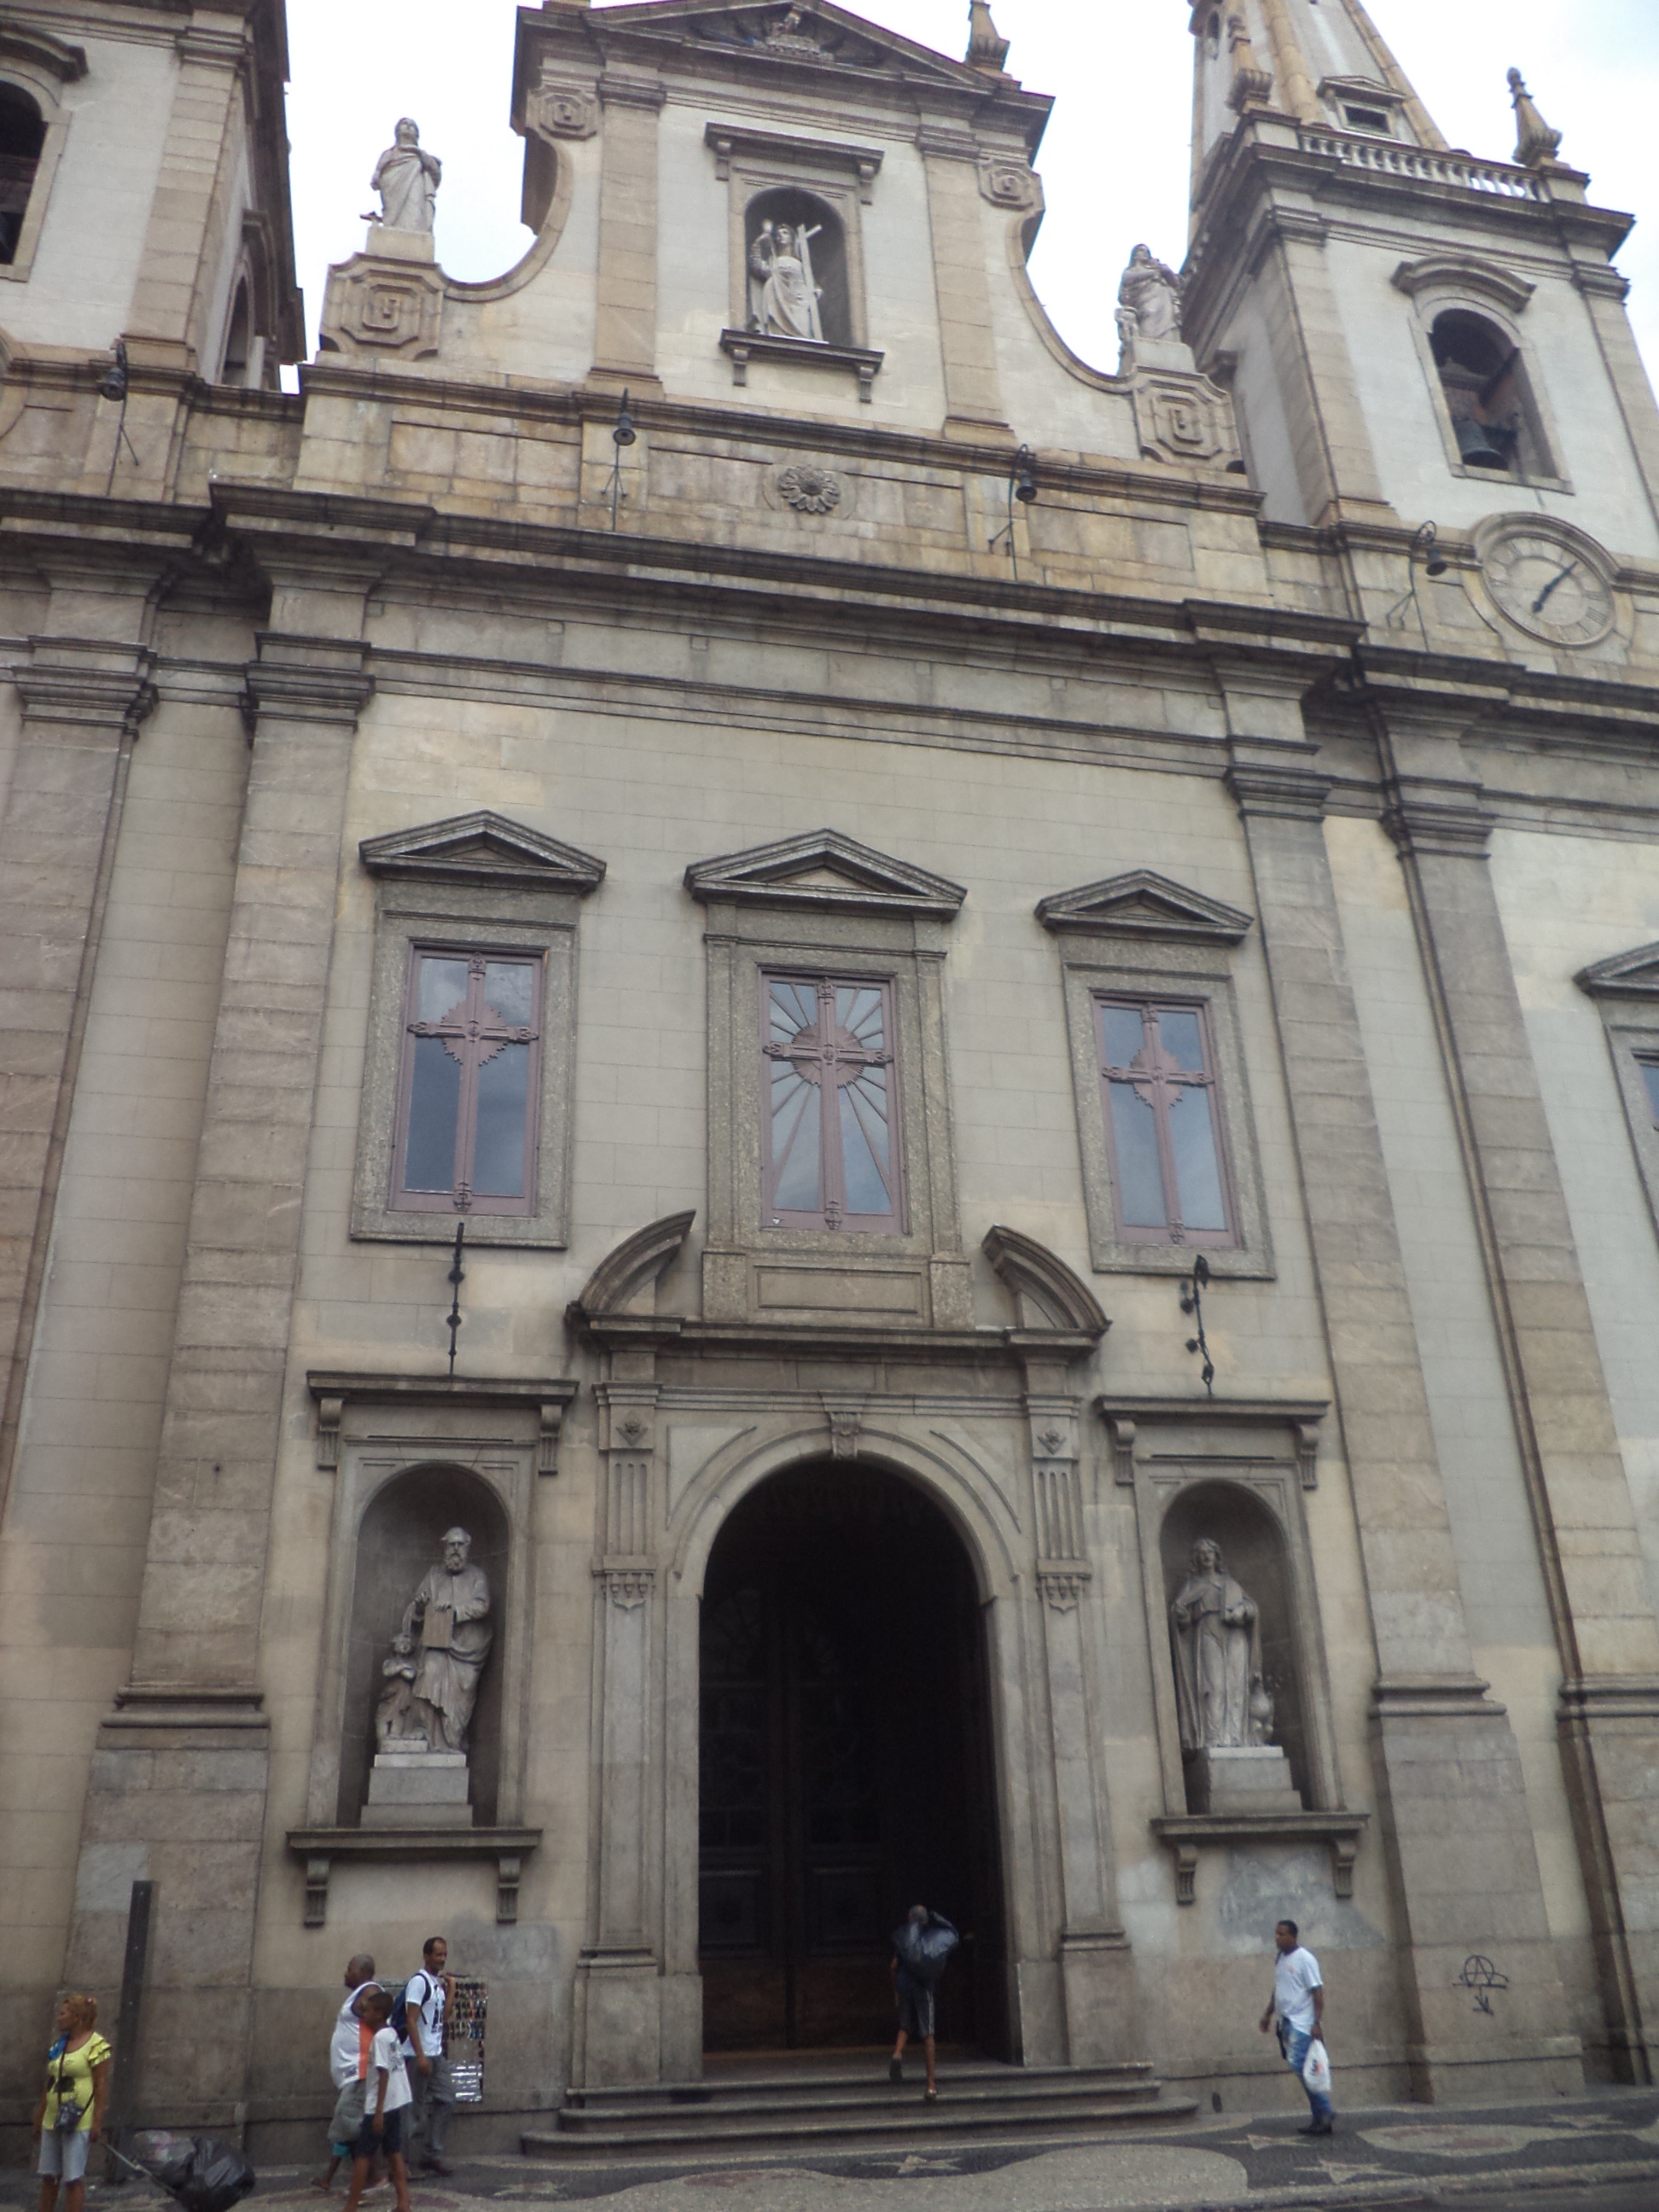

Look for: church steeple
[1190,0,1446,189]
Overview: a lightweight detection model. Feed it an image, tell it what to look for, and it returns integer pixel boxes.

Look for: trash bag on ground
[892,1912,960,1988]
[130,2130,256,2212]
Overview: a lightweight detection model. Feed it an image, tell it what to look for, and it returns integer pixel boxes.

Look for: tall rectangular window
[761,973,903,1232]
[1096,996,1236,1247]
[1639,1054,1659,1128]
[393,947,544,1214]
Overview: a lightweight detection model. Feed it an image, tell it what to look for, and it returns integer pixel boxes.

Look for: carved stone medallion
[527,73,598,141]
[777,462,842,515]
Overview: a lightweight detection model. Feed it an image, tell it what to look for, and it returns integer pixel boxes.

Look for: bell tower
[1180,0,1659,557]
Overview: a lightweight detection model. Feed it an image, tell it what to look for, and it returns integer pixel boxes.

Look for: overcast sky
[284,0,1659,387]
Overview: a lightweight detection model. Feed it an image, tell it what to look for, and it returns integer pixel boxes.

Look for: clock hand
[1531,565,1577,615]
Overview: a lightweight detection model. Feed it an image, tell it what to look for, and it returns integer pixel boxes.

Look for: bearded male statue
[393,1526,493,1754]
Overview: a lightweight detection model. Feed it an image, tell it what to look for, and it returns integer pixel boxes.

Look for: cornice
[243,636,372,728]
[14,638,156,735]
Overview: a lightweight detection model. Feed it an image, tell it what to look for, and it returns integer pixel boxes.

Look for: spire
[965,2,1010,73]
[1216,0,1449,154]
[1508,67,1563,169]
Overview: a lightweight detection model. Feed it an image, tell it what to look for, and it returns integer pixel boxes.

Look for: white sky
[284,0,1659,387]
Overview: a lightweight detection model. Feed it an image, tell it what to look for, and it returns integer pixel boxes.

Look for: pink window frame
[391,942,545,1217]
[759,970,905,1234]
[1094,992,1238,1249]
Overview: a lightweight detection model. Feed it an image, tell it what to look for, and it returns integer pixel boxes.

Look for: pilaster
[63,628,373,2128]
[1378,696,1659,2082]
[591,70,665,389]
[1222,685,1579,2101]
[918,125,1010,439]
[0,633,156,1522]
[1571,264,1659,533]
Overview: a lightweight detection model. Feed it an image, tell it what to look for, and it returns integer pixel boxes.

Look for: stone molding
[719,328,884,401]
[1036,868,1254,946]
[321,253,445,358]
[1577,941,1659,1000]
[684,827,965,920]
[15,642,157,736]
[1097,1395,1327,1491]
[1391,251,1535,316]
[0,25,85,82]
[1126,364,1241,469]
[977,151,1041,211]
[358,809,607,895]
[598,69,667,111]
[527,72,599,141]
[1382,782,1497,859]
[704,120,882,202]
[242,646,373,728]
[306,1372,579,1477]
[286,1825,542,1928]
[982,1224,1109,1338]
[1573,265,1633,302]
[1224,760,1334,821]
[1151,1812,1369,1904]
[571,1210,696,1320]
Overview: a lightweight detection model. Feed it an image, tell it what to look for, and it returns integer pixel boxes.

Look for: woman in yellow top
[30,1994,111,2212]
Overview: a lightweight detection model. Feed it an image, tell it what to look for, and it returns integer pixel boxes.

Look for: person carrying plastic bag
[888,1905,959,2104]
[1258,1918,1335,2135]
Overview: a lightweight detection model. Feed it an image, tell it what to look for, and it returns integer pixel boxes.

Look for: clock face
[1480,527,1615,646]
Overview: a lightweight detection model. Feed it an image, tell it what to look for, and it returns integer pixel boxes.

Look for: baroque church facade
[3,0,1659,2151]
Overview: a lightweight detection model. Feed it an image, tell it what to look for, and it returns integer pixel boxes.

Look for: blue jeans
[1284,2024,1334,2121]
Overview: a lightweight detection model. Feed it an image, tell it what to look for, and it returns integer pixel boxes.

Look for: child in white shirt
[341,1988,411,2212]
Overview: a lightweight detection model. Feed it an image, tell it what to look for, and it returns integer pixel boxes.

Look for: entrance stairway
[522,2053,1199,2162]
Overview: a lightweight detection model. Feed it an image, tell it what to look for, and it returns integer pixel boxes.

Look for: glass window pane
[472,1040,531,1196]
[483,959,536,1029]
[404,1034,463,1191]
[836,985,886,1050]
[839,1070,892,1214]
[771,978,818,1044]
[1168,1082,1227,1231]
[1157,1008,1208,1074]
[1101,1004,1146,1068]
[1109,1080,1166,1226]
[417,956,471,1024]
[1641,1060,1659,1127]
[770,1063,822,1212]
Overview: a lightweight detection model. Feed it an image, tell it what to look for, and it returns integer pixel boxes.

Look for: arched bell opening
[696,1458,1008,2058]
[339,1462,509,1827]
[221,276,253,386]
[1430,307,1549,479]
[0,84,44,265]
[743,185,851,348]
[1160,1478,1312,1815]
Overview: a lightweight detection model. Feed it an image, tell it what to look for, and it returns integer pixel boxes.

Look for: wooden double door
[697,1464,1004,2053]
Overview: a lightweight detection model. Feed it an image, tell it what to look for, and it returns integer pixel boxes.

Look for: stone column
[573,1369,666,2087]
[1022,1364,1135,2064]
[591,70,665,389]
[125,20,252,367]
[63,628,371,2126]
[1222,684,1580,2101]
[1380,701,1659,2083]
[0,630,154,1516]
[918,125,1009,439]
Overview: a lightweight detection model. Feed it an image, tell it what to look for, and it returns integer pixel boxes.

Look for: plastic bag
[1301,2038,1332,2096]
[892,1912,960,1988]
[132,2131,256,2212]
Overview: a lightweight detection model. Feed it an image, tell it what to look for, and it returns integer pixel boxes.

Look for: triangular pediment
[1036,870,1253,946]
[685,829,965,918]
[1577,941,1659,1000]
[587,3,1004,91]
[359,812,606,894]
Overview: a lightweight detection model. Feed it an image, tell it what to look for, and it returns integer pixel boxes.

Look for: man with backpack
[396,1937,456,2175]
[888,1905,958,2104]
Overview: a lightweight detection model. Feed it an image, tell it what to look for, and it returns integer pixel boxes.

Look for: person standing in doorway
[1258,1918,1334,2135]
[888,1905,958,2104]
[31,1994,110,2212]
[400,1936,456,2175]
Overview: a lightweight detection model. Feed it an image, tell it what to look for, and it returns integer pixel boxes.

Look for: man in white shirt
[399,1936,455,2175]
[329,1955,378,2091]
[1258,1918,1334,2134]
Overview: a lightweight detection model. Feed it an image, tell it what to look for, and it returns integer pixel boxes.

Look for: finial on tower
[1225,14,1274,117]
[1508,67,1563,169]
[966,2,1010,73]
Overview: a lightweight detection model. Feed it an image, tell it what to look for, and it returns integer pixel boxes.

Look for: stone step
[524,2064,1198,2160]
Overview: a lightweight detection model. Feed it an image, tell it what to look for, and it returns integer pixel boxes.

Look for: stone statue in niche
[750,220,825,344]
[366,118,442,236]
[1169,1535,1260,1752]
[395,1525,493,1752]
[1116,243,1184,352]
[375,1644,421,1749]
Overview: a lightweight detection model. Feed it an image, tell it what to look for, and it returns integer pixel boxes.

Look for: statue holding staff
[749,219,825,343]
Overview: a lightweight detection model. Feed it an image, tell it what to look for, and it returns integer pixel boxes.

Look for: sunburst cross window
[761,973,903,1231]
[393,947,544,1214]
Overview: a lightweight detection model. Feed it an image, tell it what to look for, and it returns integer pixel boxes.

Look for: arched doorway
[697,1461,1006,2055]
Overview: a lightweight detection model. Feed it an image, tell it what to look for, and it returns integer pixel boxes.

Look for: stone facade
[2,0,1659,2160]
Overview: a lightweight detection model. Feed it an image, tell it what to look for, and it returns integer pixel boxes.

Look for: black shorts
[896,1983,936,2040]
[352,2108,405,2159]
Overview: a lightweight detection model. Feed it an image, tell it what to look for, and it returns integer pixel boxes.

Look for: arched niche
[1159,1478,1311,1814]
[338,1463,509,1828]
[0,82,44,265]
[743,184,852,348]
[220,275,253,386]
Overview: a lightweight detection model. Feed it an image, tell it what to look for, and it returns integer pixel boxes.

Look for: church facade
[3,0,1659,2153]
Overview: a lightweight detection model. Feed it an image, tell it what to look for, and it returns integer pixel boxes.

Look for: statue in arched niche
[391,1525,493,1753]
[1169,1535,1261,1752]
[749,218,825,343]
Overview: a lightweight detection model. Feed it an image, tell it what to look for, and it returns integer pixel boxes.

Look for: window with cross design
[1096,996,1237,1248]
[393,947,544,1214]
[761,973,904,1232]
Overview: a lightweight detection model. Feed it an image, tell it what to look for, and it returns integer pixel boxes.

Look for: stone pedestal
[1193,1744,1302,1813]
[363,1746,472,1829]
[1120,334,1198,375]
[363,224,434,262]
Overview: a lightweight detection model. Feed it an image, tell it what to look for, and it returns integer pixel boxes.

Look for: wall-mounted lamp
[97,341,129,405]
[608,388,636,528]
[1414,520,1448,578]
[990,442,1039,578]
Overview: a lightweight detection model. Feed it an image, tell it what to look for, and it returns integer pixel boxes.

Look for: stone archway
[696,1459,1008,2056]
